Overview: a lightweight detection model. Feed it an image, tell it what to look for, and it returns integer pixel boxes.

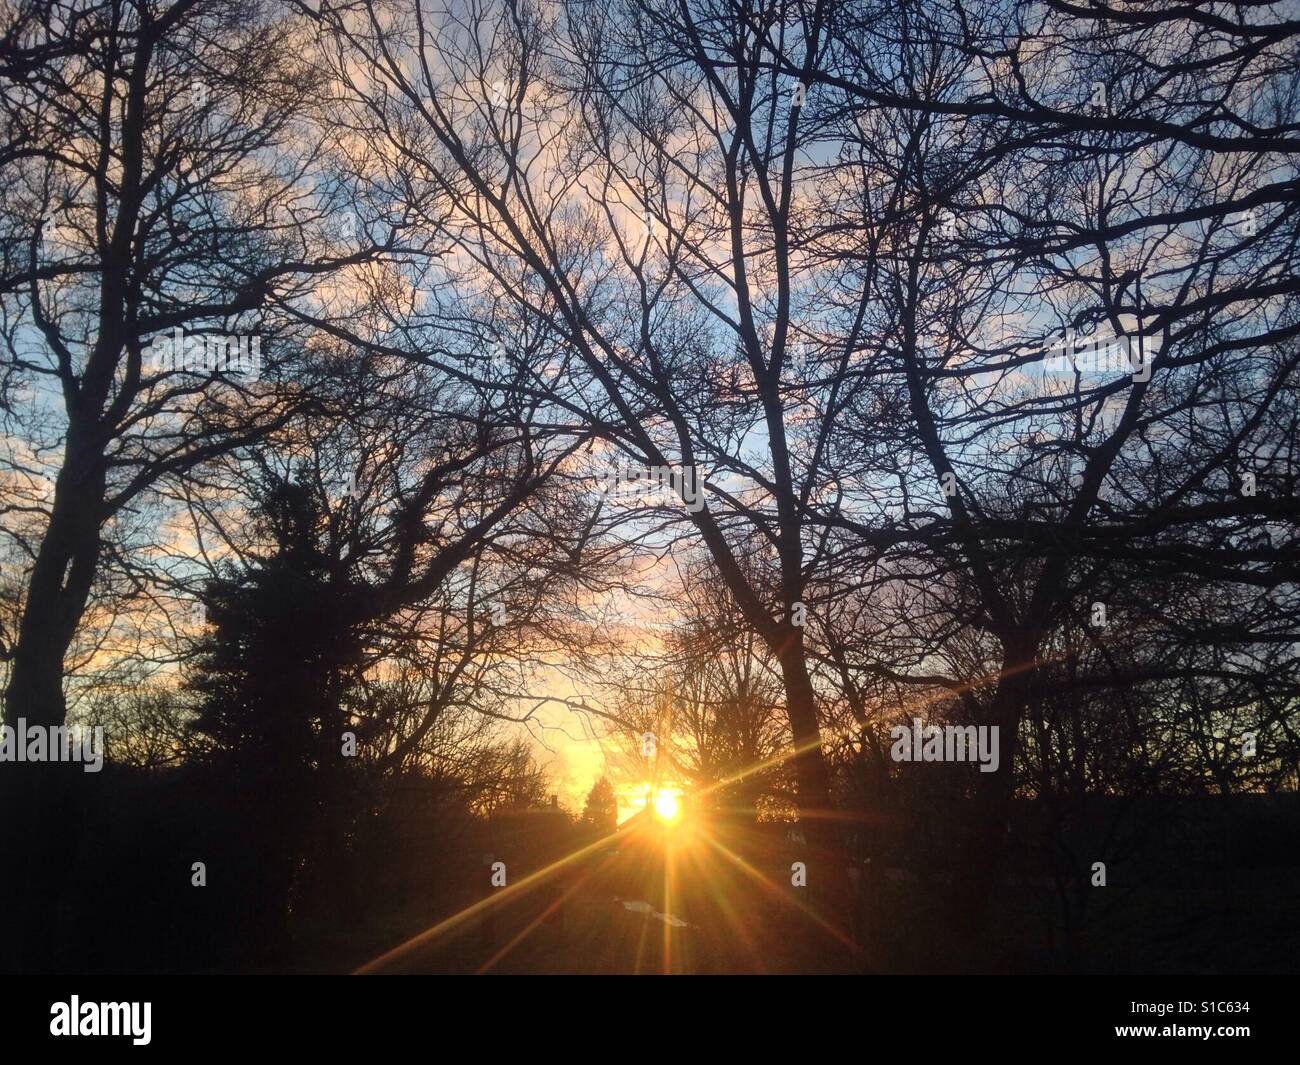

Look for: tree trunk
[956,636,1037,967]
[0,435,105,972]
[4,426,104,728]
[775,637,856,968]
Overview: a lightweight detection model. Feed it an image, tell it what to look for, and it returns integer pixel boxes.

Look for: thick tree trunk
[775,638,857,968]
[0,438,105,972]
[3,429,104,727]
[955,637,1037,967]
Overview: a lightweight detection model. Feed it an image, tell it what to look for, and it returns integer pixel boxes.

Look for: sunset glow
[652,789,681,824]
[3,0,1293,1002]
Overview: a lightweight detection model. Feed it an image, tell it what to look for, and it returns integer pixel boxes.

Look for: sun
[652,789,681,823]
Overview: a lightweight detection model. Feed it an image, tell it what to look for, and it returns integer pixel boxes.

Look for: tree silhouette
[185,476,366,961]
[581,777,619,837]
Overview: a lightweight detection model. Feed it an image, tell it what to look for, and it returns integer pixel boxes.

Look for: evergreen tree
[185,476,366,962]
[581,777,619,836]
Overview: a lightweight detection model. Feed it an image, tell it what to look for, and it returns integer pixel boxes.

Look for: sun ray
[475,855,614,975]
[355,827,627,974]
[700,831,857,950]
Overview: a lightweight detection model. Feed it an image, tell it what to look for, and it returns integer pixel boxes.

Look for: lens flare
[653,790,681,823]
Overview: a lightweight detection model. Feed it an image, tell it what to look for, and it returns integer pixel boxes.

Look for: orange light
[653,790,681,823]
